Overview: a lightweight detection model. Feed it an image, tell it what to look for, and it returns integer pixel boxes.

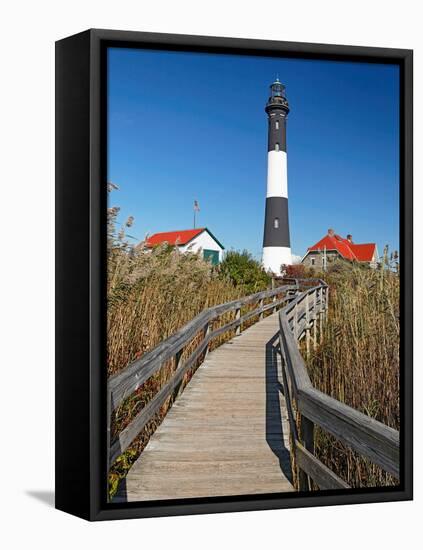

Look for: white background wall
[1,1,420,548]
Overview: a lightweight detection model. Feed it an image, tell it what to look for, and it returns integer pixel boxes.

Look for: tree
[218,250,271,293]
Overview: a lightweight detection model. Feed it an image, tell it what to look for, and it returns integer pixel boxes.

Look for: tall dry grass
[108,243,242,376]
[106,193,270,497]
[303,259,400,488]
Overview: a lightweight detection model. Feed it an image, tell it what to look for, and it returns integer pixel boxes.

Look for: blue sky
[108,47,399,259]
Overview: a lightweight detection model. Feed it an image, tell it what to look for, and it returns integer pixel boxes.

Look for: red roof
[307,233,376,262]
[349,243,377,262]
[145,228,205,247]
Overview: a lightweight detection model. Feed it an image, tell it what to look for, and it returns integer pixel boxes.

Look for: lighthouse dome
[266,78,289,115]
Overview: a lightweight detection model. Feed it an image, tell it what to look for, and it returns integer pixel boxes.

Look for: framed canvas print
[55,29,413,521]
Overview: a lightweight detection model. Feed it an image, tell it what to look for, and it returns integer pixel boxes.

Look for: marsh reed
[106,195,270,496]
[303,261,400,487]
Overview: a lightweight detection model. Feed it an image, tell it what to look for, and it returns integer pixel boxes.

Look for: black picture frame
[55,28,413,521]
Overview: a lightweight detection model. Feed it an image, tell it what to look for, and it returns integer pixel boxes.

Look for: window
[275,143,280,151]
[311,258,315,266]
[274,218,279,229]
[275,120,279,130]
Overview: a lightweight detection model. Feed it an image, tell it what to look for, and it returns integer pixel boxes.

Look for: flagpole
[193,200,199,228]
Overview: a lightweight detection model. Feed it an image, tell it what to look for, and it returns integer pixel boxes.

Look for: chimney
[328,228,335,237]
[346,234,353,243]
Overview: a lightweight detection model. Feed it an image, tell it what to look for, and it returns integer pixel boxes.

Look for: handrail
[107,277,399,491]
[277,282,400,490]
[109,284,298,410]
[107,282,299,467]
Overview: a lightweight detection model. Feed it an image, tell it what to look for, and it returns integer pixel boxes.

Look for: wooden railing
[277,281,400,490]
[107,278,400,492]
[107,283,298,468]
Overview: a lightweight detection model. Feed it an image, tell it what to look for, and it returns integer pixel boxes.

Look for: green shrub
[218,250,271,294]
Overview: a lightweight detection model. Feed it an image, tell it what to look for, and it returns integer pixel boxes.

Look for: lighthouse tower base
[262,246,292,274]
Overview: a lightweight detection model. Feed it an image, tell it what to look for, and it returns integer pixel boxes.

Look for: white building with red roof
[145,228,225,266]
[301,229,379,269]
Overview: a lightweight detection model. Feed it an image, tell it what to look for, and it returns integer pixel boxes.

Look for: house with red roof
[301,229,379,269]
[145,228,225,266]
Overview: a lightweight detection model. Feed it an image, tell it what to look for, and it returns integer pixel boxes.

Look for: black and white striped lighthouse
[262,78,292,272]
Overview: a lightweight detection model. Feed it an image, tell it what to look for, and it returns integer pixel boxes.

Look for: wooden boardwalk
[110,281,399,500]
[115,312,294,502]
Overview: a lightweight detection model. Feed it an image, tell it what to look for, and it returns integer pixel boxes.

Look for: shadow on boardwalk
[265,332,293,484]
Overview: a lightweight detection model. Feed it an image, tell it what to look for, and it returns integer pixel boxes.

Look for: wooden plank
[296,443,350,490]
[110,278,400,502]
[115,312,294,502]
[279,315,312,395]
[299,415,315,490]
[109,333,210,464]
[110,307,288,462]
[108,308,210,409]
[209,295,288,341]
[235,306,241,335]
[115,478,293,502]
[109,284,296,410]
[298,387,400,479]
[278,340,299,442]
[278,282,399,480]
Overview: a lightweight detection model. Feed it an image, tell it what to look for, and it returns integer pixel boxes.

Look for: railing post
[204,322,211,359]
[294,305,298,345]
[305,292,310,358]
[235,307,241,336]
[175,348,183,369]
[312,289,317,350]
[299,415,315,491]
[325,286,329,321]
[272,293,277,314]
[259,298,264,321]
[298,462,308,491]
[106,387,112,501]
[319,289,324,343]
[173,347,185,400]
